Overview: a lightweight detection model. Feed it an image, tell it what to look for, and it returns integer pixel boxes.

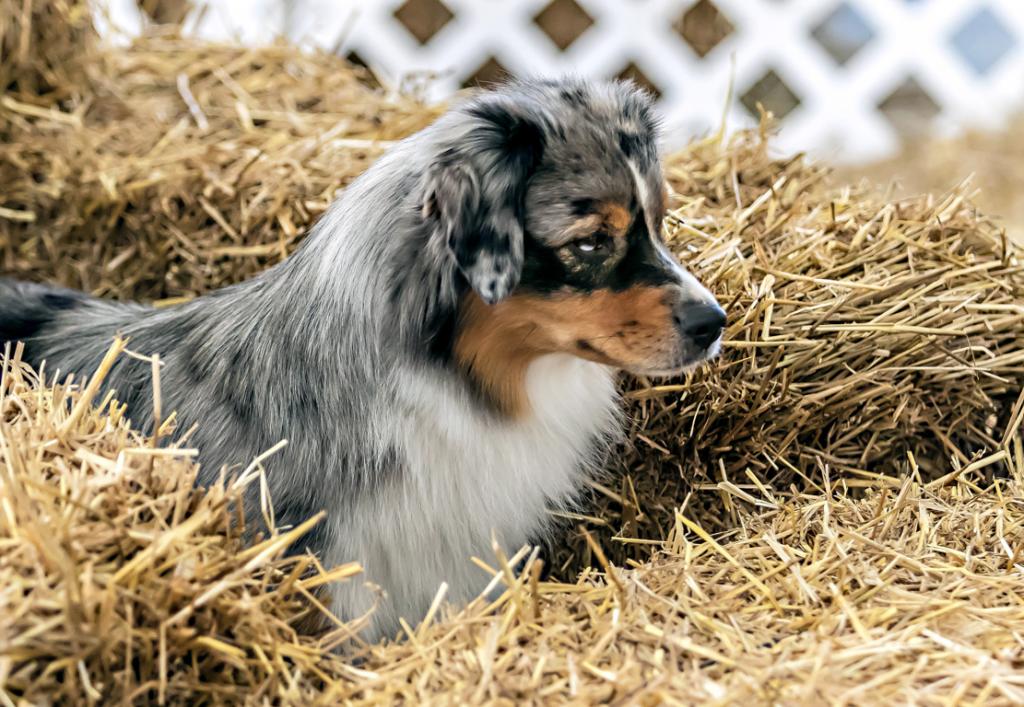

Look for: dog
[0,78,725,642]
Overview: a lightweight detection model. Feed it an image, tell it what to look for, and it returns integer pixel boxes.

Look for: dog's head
[420,79,725,411]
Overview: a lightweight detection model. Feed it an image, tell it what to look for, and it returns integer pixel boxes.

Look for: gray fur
[0,78,719,642]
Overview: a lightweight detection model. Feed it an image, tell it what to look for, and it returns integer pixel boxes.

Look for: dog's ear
[421,99,545,305]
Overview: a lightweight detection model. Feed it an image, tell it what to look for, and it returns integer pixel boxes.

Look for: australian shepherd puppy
[1,78,725,641]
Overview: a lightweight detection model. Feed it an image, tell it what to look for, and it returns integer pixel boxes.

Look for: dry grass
[1,0,95,97]
[4,341,1023,705]
[3,4,1024,704]
[355,459,1024,704]
[566,127,1024,574]
[0,343,370,704]
[840,120,1024,242]
[1,29,439,301]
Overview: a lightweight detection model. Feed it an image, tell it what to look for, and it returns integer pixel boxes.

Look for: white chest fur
[327,354,620,641]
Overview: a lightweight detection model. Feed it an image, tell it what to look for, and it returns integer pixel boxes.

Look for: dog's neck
[453,293,607,417]
[453,294,541,416]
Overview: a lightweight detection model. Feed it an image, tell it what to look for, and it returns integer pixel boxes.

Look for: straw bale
[841,119,1024,242]
[3,20,1024,705]
[555,125,1024,573]
[0,345,365,704]
[353,459,1024,705]
[0,0,96,98]
[4,338,1019,700]
[0,31,439,301]
[3,340,1023,703]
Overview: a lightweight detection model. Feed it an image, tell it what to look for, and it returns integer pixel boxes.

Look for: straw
[0,344,365,704]
[3,6,1024,703]
[353,464,1024,704]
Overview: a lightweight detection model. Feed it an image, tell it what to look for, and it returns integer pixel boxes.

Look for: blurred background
[96,0,1024,229]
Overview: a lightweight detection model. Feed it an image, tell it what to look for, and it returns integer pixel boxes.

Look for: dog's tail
[0,278,86,348]
[0,278,142,370]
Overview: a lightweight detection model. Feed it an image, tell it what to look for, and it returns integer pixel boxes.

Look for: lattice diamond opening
[878,76,941,134]
[393,0,453,45]
[673,0,734,58]
[740,69,801,121]
[462,56,510,88]
[811,2,875,66]
[615,62,663,99]
[950,7,1016,75]
[534,0,594,51]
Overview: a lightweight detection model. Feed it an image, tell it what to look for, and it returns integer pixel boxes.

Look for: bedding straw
[4,342,1022,704]
[3,4,1024,704]
[0,0,95,97]
[566,126,1024,574]
[0,345,364,703]
[841,118,1024,241]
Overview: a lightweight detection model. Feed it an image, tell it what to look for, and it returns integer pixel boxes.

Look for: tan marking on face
[455,287,678,416]
[598,202,632,237]
[562,201,633,244]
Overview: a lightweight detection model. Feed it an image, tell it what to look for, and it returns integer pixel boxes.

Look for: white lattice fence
[96,0,1024,163]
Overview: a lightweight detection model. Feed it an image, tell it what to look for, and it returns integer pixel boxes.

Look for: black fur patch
[505,116,547,178]
[221,348,259,427]
[287,382,320,421]
[0,310,51,347]
[617,130,644,161]
[425,280,464,362]
[606,220,675,290]
[570,197,598,217]
[559,86,589,108]
[518,233,570,294]
[182,347,211,383]
[40,292,82,311]
[623,94,658,135]
[1,288,83,366]
[467,102,546,181]
[287,515,332,561]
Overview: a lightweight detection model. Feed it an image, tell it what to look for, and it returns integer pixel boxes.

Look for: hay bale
[0,0,95,98]
[3,340,1023,702]
[0,343,365,704]
[353,459,1024,704]
[562,127,1024,573]
[2,29,1024,705]
[2,350,1015,700]
[841,119,1024,241]
[0,33,439,301]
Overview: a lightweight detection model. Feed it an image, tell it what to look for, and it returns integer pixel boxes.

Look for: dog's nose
[676,302,726,350]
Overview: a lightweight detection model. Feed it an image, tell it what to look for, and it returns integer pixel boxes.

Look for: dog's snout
[675,302,726,350]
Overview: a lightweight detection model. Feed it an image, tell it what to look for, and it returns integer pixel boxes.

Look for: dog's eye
[571,235,608,255]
